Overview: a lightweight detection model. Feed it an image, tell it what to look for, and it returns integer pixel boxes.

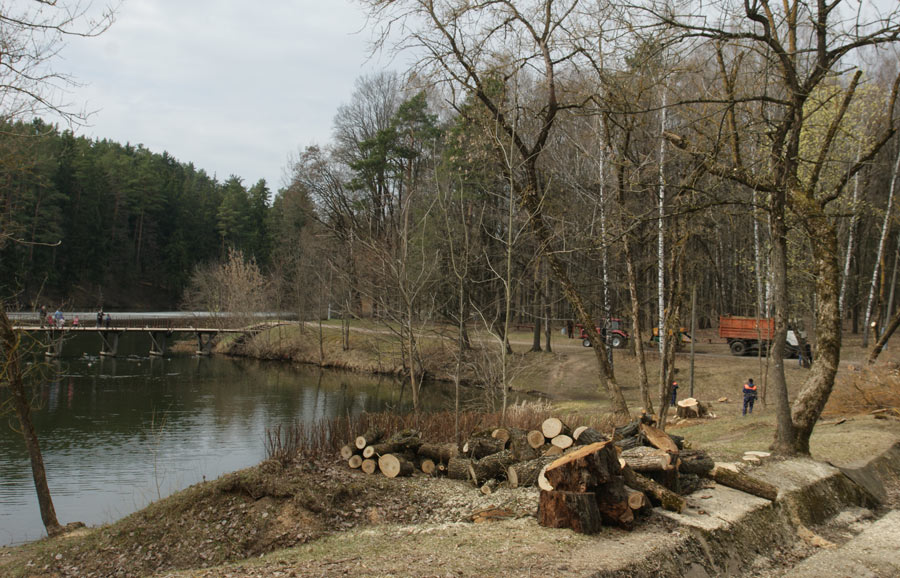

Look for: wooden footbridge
[10,313,292,358]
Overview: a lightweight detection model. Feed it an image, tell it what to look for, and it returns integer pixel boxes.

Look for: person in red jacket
[742,378,758,416]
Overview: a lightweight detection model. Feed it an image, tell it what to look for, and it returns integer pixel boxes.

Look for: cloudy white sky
[60,0,391,190]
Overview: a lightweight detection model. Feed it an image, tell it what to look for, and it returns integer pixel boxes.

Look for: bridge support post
[100,330,122,357]
[44,330,65,357]
[196,331,216,356]
[149,331,171,357]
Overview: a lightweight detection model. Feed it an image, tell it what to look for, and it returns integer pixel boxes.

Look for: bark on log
[541,417,571,439]
[551,434,574,450]
[620,446,674,472]
[348,455,363,469]
[492,427,524,446]
[596,475,634,530]
[640,424,680,453]
[340,444,356,460]
[417,442,459,463]
[509,429,540,461]
[469,449,516,485]
[706,466,778,501]
[463,436,506,459]
[543,445,563,457]
[526,430,547,449]
[621,465,685,513]
[573,427,608,445]
[507,455,558,489]
[447,457,473,481]
[614,421,640,439]
[543,441,619,492]
[678,473,703,495]
[678,450,714,475]
[355,427,385,450]
[361,459,377,475]
[378,454,414,478]
[614,434,646,450]
[364,431,422,459]
[538,490,603,534]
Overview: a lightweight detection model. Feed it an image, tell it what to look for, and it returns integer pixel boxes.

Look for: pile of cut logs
[341,416,777,534]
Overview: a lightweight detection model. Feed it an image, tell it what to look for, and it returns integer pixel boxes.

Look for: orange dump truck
[718,315,806,357]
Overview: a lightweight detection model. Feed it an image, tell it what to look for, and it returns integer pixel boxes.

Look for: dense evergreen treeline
[0,119,273,309]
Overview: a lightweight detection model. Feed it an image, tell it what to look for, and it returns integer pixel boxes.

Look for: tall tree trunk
[624,232,653,414]
[839,146,863,316]
[543,258,552,353]
[0,303,63,537]
[790,221,842,454]
[769,187,795,453]
[862,143,900,347]
[531,259,542,352]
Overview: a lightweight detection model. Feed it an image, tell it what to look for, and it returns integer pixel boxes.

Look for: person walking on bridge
[96,309,103,328]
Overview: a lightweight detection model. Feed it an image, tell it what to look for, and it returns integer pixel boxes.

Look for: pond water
[0,332,481,546]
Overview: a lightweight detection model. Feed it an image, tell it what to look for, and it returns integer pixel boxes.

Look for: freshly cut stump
[542,441,619,493]
[378,454,414,478]
[538,490,603,534]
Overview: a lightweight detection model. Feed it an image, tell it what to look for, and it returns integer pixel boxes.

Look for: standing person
[105,313,111,329]
[73,315,79,327]
[566,319,574,339]
[96,309,103,328]
[53,309,63,328]
[670,381,679,406]
[742,378,758,416]
[39,305,47,327]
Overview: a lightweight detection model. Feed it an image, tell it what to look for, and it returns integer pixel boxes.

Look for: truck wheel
[611,335,624,348]
[730,340,747,356]
[582,338,592,348]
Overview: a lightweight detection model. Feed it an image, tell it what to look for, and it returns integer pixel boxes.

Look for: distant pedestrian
[105,313,111,329]
[742,378,758,416]
[96,310,103,328]
[39,305,47,327]
[670,381,679,406]
[53,309,63,328]
[566,319,574,339]
[73,315,79,327]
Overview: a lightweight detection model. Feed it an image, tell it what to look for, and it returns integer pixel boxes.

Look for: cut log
[420,458,436,475]
[538,465,553,491]
[447,457,473,481]
[678,450,714,475]
[573,427,608,445]
[378,454,414,478]
[355,427,385,450]
[706,465,778,501]
[614,421,640,439]
[348,455,363,469]
[469,449,516,485]
[621,465,685,513]
[678,473,703,495]
[364,430,422,458]
[614,434,646,450]
[543,445,563,457]
[509,429,540,461]
[507,455,558,489]
[463,436,506,459]
[541,417,571,439]
[480,479,499,495]
[551,434,574,450]
[543,441,620,493]
[595,475,634,530]
[626,488,651,511]
[361,458,377,475]
[526,430,547,449]
[621,446,674,472]
[572,425,588,440]
[340,444,356,460]
[492,427,524,446]
[538,490,603,534]
[640,423,680,453]
[417,442,459,463]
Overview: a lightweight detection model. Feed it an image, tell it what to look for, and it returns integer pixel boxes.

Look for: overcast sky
[60,0,389,191]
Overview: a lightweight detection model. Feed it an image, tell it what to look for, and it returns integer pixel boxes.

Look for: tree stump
[542,441,619,492]
[538,490,603,534]
[595,475,634,530]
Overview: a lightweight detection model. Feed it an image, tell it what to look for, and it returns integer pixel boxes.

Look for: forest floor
[3,325,900,577]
